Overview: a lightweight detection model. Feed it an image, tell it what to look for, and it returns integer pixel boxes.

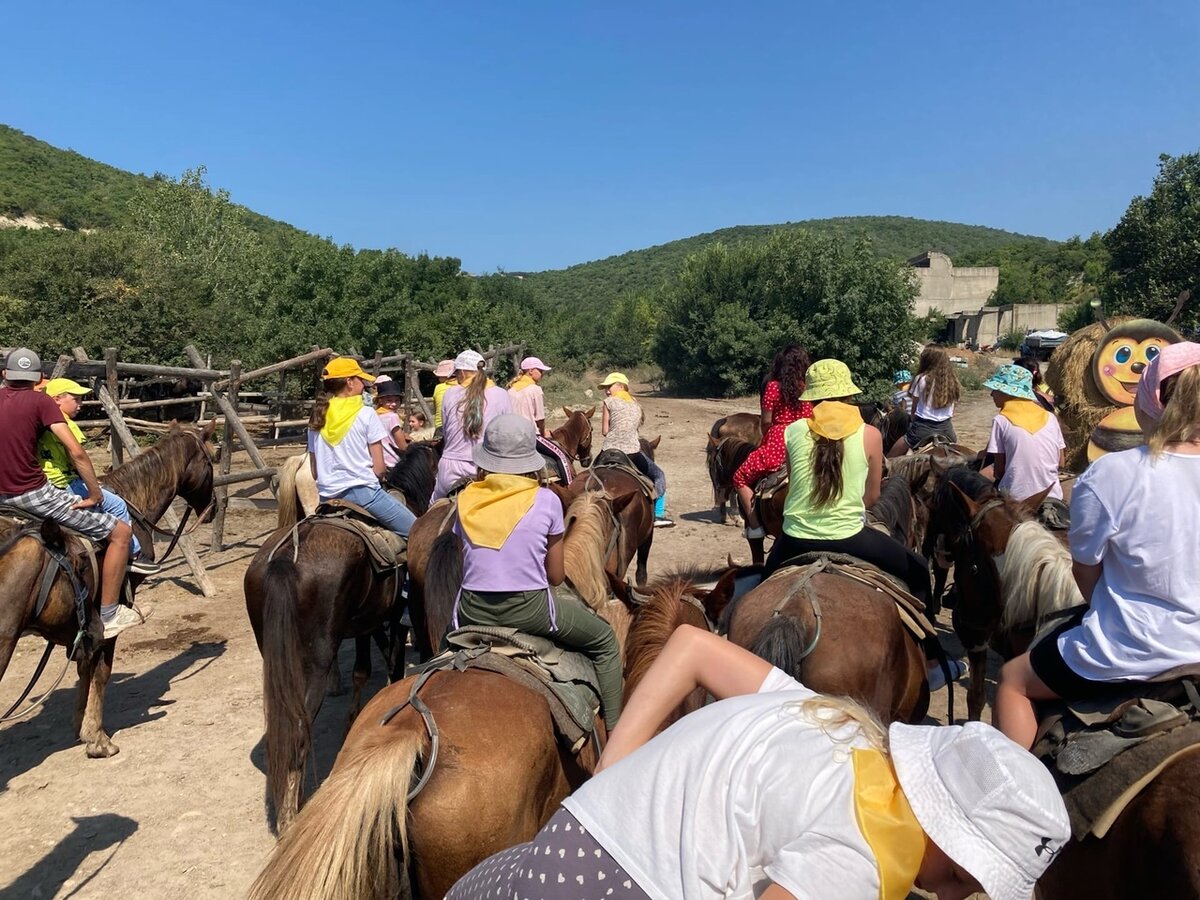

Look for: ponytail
[809,434,845,507]
[459,361,489,441]
[309,377,347,431]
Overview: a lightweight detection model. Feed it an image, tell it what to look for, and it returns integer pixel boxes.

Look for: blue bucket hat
[893,369,913,385]
[983,364,1037,402]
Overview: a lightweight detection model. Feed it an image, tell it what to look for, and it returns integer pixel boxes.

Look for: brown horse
[706,413,760,523]
[927,465,1200,898]
[567,448,657,587]
[710,479,932,725]
[247,493,713,900]
[0,422,217,757]
[243,441,437,834]
[547,405,595,471]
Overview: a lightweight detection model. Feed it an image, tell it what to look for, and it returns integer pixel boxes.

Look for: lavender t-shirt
[457,488,564,591]
[986,413,1065,501]
[440,384,513,462]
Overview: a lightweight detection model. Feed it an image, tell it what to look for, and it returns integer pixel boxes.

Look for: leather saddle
[310,498,407,570]
[591,450,656,499]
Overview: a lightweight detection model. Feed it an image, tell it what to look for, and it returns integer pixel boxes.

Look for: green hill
[521,216,1056,311]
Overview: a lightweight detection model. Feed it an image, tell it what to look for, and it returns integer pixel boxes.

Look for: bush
[997,330,1025,351]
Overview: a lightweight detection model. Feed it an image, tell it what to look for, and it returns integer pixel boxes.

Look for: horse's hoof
[325,667,346,697]
[85,737,120,758]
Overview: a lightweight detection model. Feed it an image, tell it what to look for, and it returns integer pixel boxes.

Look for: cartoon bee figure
[1087,319,1182,461]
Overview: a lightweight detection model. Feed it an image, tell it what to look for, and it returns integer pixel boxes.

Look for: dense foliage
[652,233,921,398]
[955,235,1109,308]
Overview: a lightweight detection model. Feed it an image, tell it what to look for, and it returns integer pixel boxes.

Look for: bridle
[122,429,216,561]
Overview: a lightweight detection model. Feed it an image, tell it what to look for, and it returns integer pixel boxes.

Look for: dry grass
[1046,317,1131,472]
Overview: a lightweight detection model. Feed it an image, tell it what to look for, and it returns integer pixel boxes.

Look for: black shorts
[1029,615,1140,701]
[904,415,957,449]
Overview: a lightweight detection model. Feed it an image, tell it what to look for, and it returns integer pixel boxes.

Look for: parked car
[1020,329,1068,361]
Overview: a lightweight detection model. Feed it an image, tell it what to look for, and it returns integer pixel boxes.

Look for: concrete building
[909,251,998,316]
[944,303,1069,348]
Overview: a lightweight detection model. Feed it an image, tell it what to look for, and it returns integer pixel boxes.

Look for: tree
[652,232,920,398]
[1105,152,1200,329]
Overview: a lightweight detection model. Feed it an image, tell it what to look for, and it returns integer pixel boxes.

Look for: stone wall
[909,251,999,316]
[946,303,1068,347]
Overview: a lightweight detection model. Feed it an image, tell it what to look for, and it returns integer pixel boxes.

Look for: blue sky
[4,1,1198,272]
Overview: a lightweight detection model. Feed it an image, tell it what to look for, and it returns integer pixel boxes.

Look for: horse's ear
[561,407,573,418]
[168,419,182,433]
[1018,484,1054,518]
[909,466,931,496]
[707,433,720,448]
[648,435,661,450]
[605,571,632,608]
[704,567,738,625]
[201,419,218,440]
[584,405,595,419]
[949,482,981,518]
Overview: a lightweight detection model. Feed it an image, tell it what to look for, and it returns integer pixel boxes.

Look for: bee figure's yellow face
[1094,335,1173,406]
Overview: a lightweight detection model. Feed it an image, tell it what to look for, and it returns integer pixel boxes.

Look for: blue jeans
[68,479,140,556]
[330,483,416,538]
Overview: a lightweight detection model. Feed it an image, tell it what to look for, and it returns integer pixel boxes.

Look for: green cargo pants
[458,588,623,729]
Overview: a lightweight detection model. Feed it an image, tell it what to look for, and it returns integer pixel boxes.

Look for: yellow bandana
[809,401,862,441]
[510,374,536,392]
[38,417,87,488]
[609,388,634,404]
[852,749,926,900]
[319,396,364,446]
[457,474,540,549]
[999,398,1049,435]
[461,372,497,389]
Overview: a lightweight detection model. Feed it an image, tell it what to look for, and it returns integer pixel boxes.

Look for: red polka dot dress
[733,380,812,489]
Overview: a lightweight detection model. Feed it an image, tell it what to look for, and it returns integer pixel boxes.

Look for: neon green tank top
[782,419,868,540]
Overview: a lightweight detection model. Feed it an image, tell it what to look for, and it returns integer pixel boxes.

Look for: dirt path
[0,380,1005,898]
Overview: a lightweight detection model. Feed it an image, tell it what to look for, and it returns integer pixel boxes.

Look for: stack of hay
[1046,317,1131,473]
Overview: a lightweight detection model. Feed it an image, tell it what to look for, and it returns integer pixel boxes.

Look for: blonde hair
[792,695,889,754]
[915,344,960,410]
[1148,364,1200,456]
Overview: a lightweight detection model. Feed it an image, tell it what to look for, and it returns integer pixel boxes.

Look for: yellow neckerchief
[319,396,364,446]
[457,474,540,549]
[999,398,1049,435]
[809,401,862,440]
[852,749,926,900]
[460,372,497,389]
[510,374,536,392]
[609,388,634,404]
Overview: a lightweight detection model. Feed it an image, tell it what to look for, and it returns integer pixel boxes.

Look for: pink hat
[1136,341,1200,422]
[434,359,455,378]
[521,356,552,372]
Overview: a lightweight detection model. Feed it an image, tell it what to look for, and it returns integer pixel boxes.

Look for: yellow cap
[322,357,375,382]
[599,372,629,387]
[43,378,91,397]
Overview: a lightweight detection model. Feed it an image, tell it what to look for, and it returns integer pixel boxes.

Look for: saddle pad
[754,467,788,504]
[310,504,406,570]
[426,625,601,752]
[590,451,657,498]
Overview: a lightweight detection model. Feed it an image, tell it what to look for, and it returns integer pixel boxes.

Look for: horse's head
[168,420,219,519]
[639,435,661,462]
[559,406,595,467]
[384,441,439,518]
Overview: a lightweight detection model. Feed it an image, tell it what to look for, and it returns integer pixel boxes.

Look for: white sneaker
[101,604,153,640]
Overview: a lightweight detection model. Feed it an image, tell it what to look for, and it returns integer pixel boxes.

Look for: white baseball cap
[891,721,1070,900]
[454,350,485,372]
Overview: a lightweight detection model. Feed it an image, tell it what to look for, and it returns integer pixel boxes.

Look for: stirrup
[743,525,766,540]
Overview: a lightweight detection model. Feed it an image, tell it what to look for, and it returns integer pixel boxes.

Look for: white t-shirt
[306,406,388,498]
[986,413,1066,501]
[563,669,879,900]
[1061,446,1200,680]
[911,374,954,421]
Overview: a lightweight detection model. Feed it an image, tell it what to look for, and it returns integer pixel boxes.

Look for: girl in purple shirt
[432,350,513,500]
[452,414,623,729]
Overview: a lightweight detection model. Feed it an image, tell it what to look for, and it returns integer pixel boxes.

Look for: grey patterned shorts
[445,808,649,899]
[0,482,119,542]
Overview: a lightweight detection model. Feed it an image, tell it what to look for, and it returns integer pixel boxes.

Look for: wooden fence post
[183,345,273,482]
[71,348,216,597]
[210,360,239,553]
[105,348,124,466]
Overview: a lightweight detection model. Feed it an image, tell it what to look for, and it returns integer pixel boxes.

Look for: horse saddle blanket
[590,451,656,499]
[1033,673,1200,839]
[1037,498,1071,531]
[419,624,601,753]
[754,467,788,505]
[309,501,406,570]
[536,436,574,486]
[767,551,938,643]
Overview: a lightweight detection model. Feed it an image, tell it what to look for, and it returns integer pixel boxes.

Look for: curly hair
[914,344,961,410]
[766,345,812,409]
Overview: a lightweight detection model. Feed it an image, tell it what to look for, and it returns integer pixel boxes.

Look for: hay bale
[1046,317,1131,473]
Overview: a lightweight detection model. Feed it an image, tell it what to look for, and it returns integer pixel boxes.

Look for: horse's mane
[886,452,932,489]
[384,443,437,517]
[935,464,996,506]
[104,429,203,510]
[562,491,613,610]
[866,477,913,545]
[997,521,1083,630]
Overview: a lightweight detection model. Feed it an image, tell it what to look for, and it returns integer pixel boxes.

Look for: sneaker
[128,556,162,576]
[742,525,767,540]
[101,603,153,640]
[928,658,968,691]
[653,517,675,528]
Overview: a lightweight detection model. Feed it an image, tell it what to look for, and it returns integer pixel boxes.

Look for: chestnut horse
[706,413,760,523]
[927,465,1200,898]
[243,441,437,833]
[247,493,713,900]
[0,422,217,757]
[547,406,595,471]
[710,477,933,725]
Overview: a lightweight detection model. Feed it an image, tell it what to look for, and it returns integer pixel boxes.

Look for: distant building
[908,251,998,316]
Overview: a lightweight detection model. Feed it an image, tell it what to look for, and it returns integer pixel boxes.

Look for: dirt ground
[0,368,1007,899]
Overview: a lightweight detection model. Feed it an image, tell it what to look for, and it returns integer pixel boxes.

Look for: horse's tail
[276,454,304,530]
[423,529,463,648]
[749,616,809,682]
[262,556,310,833]
[247,731,422,900]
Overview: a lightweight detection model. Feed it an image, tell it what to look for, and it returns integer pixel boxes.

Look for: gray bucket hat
[473,414,545,475]
[4,348,43,383]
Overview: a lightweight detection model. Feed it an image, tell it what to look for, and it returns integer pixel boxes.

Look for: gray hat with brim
[472,414,545,475]
[4,348,43,383]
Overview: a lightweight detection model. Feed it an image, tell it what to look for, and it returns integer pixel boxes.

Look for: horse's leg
[928,562,948,618]
[748,536,765,567]
[77,639,118,758]
[325,655,345,696]
[635,529,653,587]
[966,647,989,722]
[716,487,728,525]
[348,635,372,731]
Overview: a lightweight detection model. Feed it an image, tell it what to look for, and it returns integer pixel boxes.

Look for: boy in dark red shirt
[0,348,148,638]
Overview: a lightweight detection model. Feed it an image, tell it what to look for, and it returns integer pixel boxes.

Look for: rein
[119,429,214,560]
